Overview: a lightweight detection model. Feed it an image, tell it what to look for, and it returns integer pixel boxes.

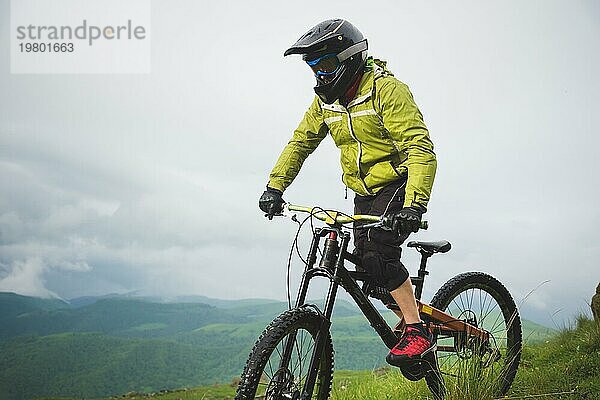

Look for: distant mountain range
[0,291,556,400]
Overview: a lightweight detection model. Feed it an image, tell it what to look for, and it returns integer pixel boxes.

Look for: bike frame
[276,205,490,399]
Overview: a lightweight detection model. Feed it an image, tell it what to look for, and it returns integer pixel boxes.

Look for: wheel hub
[265,369,299,400]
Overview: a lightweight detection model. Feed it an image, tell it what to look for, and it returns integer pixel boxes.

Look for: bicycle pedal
[399,359,428,381]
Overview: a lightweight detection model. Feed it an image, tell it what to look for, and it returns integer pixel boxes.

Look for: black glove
[388,207,423,235]
[259,187,284,220]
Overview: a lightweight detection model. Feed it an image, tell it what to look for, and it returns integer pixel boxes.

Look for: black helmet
[284,19,368,104]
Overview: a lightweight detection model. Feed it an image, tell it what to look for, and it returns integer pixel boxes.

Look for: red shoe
[386,323,436,367]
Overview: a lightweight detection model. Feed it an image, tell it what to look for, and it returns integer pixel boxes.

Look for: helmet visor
[306,53,341,76]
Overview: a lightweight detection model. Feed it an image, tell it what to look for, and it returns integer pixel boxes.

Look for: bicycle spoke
[236,306,334,400]
[274,343,283,361]
[489,312,504,334]
[480,299,500,323]
[468,286,476,311]
[479,291,491,320]
[457,291,468,313]
[301,340,314,364]
[293,331,303,377]
[451,298,462,314]
[266,359,274,379]
[438,291,504,375]
[268,327,315,395]
[297,338,313,378]
[426,273,522,397]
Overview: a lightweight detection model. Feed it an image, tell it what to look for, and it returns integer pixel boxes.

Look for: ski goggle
[306,53,341,76]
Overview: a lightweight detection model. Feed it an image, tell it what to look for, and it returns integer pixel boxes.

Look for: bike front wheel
[235,306,334,400]
[426,272,522,397]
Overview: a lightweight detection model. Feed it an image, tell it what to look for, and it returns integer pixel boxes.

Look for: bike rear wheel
[235,306,334,400]
[426,272,522,397]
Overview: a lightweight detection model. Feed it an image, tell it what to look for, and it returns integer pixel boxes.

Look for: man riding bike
[258,19,437,366]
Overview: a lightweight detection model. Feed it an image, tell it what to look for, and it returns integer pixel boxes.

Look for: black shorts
[353,178,410,291]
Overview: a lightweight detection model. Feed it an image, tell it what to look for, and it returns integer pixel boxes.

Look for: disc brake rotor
[265,368,300,400]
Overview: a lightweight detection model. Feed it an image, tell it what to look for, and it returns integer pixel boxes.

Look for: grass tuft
[511,316,600,399]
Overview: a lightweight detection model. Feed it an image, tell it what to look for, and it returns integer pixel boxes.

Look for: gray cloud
[1,0,599,326]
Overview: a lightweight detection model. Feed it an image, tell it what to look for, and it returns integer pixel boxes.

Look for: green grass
[511,316,600,399]
[110,384,238,400]
[330,369,430,400]
[106,370,426,400]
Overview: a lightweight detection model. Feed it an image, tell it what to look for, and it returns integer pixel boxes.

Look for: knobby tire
[426,272,522,397]
[235,306,334,400]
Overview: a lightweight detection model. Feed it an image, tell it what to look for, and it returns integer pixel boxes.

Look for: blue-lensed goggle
[306,53,341,76]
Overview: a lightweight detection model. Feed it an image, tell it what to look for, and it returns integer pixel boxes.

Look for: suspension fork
[295,228,326,308]
[276,228,325,386]
[300,230,350,399]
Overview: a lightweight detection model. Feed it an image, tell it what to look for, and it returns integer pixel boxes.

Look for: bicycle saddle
[407,240,451,254]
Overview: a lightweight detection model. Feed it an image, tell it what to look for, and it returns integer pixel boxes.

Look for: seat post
[414,250,432,300]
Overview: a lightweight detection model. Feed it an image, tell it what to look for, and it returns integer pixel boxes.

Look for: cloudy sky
[1,0,598,326]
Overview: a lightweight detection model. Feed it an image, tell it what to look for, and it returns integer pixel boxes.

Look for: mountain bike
[235,203,522,399]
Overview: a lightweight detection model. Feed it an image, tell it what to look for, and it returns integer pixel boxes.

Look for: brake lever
[265,212,285,220]
[265,202,288,220]
[279,204,296,221]
[357,221,391,230]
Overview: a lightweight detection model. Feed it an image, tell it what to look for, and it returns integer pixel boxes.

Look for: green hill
[0,333,239,399]
[0,292,69,319]
[0,293,362,340]
[0,292,560,400]
[0,297,237,339]
[521,318,557,343]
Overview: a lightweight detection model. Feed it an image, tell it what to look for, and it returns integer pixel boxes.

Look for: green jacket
[268,58,437,210]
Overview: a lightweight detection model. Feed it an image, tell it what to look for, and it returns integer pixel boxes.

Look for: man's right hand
[259,188,284,220]
[385,207,423,235]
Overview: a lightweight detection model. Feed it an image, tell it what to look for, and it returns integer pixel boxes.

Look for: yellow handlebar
[286,203,380,225]
[285,203,428,230]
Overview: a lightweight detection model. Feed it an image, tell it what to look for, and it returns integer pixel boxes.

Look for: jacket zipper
[346,110,372,195]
